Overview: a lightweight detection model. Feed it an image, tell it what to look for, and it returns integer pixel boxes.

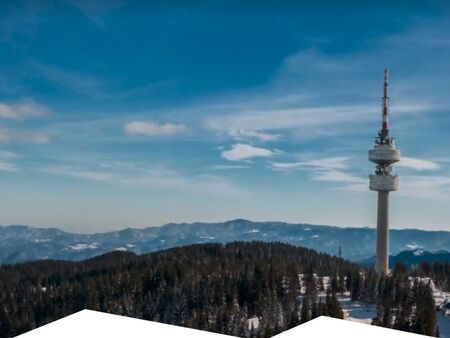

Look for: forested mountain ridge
[0,241,359,337]
[0,241,444,338]
[1,219,449,265]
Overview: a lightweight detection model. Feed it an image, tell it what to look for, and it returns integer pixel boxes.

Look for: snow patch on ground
[32,238,51,243]
[348,317,372,324]
[68,243,99,250]
[413,249,425,256]
[246,317,260,330]
[245,229,260,234]
[406,243,418,250]
[114,247,127,251]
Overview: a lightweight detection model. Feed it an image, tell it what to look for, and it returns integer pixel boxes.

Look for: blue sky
[1,1,450,232]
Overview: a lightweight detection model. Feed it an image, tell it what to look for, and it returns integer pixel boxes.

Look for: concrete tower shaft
[375,191,390,274]
[369,69,401,275]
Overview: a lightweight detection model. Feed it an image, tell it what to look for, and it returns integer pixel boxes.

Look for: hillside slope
[0,241,360,338]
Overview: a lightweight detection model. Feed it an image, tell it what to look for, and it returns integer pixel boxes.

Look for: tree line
[0,242,357,337]
[0,241,443,337]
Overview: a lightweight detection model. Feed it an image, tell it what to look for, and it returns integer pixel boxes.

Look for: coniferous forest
[0,241,444,338]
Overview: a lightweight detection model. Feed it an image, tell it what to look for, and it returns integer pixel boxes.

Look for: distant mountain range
[1,219,449,265]
[360,248,450,267]
[392,249,450,267]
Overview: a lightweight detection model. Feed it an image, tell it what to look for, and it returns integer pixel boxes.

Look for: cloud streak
[272,156,367,192]
[0,161,18,172]
[44,165,118,181]
[229,129,281,142]
[210,164,249,170]
[32,61,108,97]
[0,150,20,172]
[0,128,50,144]
[313,170,365,184]
[64,0,124,27]
[221,143,276,161]
[397,157,440,171]
[41,161,245,197]
[271,157,349,171]
[124,121,186,136]
[205,104,430,136]
[398,174,450,199]
[0,100,48,120]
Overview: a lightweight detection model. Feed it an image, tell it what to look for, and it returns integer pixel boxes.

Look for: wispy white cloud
[221,143,276,161]
[0,2,45,45]
[0,100,49,120]
[0,100,50,144]
[124,121,186,136]
[31,61,107,96]
[0,149,20,172]
[0,150,21,159]
[229,129,281,142]
[0,129,10,143]
[0,160,18,172]
[206,104,429,135]
[64,0,124,27]
[44,165,118,182]
[312,169,367,193]
[270,162,303,170]
[334,167,450,198]
[272,156,367,192]
[271,154,450,198]
[313,170,365,184]
[336,182,368,193]
[398,174,450,199]
[271,157,349,171]
[200,19,450,151]
[210,164,249,170]
[20,132,51,144]
[29,59,174,99]
[0,128,50,144]
[281,49,355,76]
[272,156,450,199]
[41,161,245,197]
[397,157,440,171]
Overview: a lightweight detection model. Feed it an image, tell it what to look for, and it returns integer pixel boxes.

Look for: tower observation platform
[369,143,400,191]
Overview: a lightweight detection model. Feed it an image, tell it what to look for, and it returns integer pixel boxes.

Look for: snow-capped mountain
[1,219,449,265]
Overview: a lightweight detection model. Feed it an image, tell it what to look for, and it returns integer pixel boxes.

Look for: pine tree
[350,270,363,301]
[300,296,310,324]
[412,282,437,336]
[325,290,344,319]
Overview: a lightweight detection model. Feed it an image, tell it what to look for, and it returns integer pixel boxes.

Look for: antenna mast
[378,69,391,144]
[382,69,389,132]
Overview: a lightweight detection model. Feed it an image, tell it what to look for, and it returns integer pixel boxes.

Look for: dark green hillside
[0,241,357,338]
[0,241,440,338]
